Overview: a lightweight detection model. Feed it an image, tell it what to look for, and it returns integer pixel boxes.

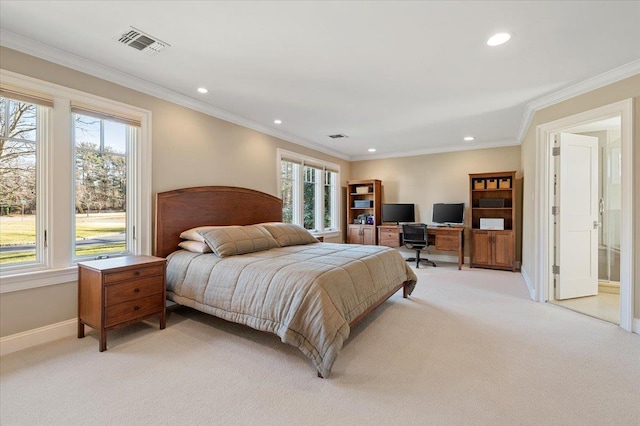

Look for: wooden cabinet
[470,229,514,269]
[78,255,166,351]
[348,224,376,245]
[346,179,381,245]
[469,171,516,271]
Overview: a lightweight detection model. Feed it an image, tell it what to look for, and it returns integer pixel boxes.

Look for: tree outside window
[73,113,134,259]
[279,152,339,234]
[0,97,38,265]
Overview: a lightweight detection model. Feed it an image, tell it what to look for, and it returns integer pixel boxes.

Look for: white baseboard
[0,318,77,356]
[520,266,535,300]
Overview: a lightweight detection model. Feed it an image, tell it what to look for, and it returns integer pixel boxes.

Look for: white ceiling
[1,1,639,160]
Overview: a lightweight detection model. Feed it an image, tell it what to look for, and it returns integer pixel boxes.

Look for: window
[73,112,139,260]
[0,93,50,268]
[278,149,339,234]
[0,71,151,293]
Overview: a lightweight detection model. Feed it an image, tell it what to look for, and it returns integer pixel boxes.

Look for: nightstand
[77,255,166,351]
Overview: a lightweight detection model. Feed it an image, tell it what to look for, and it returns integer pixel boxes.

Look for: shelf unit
[346,179,381,245]
[469,171,516,271]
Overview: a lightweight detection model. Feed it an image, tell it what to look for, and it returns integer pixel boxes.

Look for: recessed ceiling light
[197,87,208,94]
[487,32,511,46]
[368,148,376,152]
[274,119,282,124]
[464,136,475,141]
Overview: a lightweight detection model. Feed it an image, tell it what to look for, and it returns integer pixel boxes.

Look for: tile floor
[551,291,620,324]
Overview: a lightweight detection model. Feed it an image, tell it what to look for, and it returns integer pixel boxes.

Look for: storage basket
[473,179,485,190]
[486,178,498,189]
[355,186,369,194]
[499,178,511,189]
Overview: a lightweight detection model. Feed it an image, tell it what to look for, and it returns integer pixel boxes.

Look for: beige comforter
[166,242,417,377]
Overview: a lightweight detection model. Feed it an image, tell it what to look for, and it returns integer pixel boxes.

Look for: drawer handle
[134,306,140,311]
[133,271,140,276]
[134,288,140,293]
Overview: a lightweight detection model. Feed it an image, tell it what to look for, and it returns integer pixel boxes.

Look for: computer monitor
[432,203,464,225]
[382,203,415,224]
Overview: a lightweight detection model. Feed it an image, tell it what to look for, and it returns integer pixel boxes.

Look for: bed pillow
[197,225,280,257]
[260,222,319,247]
[179,226,222,242]
[178,240,212,253]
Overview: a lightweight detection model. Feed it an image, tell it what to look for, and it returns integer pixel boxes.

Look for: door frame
[534,99,633,331]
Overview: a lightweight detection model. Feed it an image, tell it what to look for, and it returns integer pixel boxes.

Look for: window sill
[312,230,341,239]
[0,267,78,294]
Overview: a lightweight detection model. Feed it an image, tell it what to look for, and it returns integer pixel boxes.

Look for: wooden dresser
[78,255,166,351]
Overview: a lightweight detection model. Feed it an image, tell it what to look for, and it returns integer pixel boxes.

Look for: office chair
[402,223,436,268]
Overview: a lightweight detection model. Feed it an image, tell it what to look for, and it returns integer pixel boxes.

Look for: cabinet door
[471,230,491,266]
[362,226,376,245]
[492,230,514,268]
[347,225,362,244]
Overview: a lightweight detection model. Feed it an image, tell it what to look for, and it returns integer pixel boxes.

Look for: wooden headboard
[154,186,283,258]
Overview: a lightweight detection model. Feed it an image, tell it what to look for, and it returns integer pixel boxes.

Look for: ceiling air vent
[328,134,348,139]
[115,27,169,55]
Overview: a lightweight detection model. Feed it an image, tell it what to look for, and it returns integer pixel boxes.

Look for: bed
[155,186,417,377]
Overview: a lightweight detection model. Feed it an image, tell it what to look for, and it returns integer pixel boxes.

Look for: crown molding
[350,139,519,162]
[3,29,638,162]
[0,29,351,161]
[516,58,640,143]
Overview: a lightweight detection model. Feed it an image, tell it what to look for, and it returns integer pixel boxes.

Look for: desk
[377,225,464,270]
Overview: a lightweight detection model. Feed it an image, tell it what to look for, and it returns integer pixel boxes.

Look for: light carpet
[1,262,639,425]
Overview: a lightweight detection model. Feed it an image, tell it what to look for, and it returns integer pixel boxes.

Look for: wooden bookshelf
[469,171,516,271]
[346,179,381,245]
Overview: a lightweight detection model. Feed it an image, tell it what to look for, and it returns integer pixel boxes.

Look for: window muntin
[73,113,137,260]
[279,151,340,234]
[0,96,40,266]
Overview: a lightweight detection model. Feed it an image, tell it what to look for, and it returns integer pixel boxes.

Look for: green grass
[0,213,127,265]
[0,242,127,265]
[1,214,126,245]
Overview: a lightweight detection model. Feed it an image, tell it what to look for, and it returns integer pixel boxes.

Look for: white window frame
[0,70,152,293]
[71,112,137,262]
[0,99,49,274]
[277,149,340,238]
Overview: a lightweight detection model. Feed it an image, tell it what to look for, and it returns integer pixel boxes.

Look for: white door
[556,133,599,300]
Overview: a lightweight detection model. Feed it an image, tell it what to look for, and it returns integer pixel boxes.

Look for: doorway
[534,99,633,332]
[549,118,621,324]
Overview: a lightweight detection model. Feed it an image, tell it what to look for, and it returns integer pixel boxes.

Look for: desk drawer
[379,231,400,247]
[435,235,459,251]
[104,264,164,284]
[105,293,164,328]
[105,277,163,306]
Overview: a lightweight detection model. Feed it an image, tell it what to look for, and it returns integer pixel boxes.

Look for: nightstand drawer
[105,276,163,306]
[104,264,164,284]
[105,293,164,327]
